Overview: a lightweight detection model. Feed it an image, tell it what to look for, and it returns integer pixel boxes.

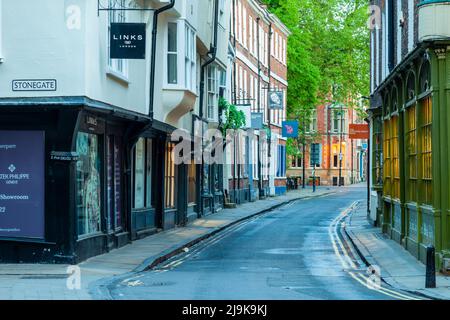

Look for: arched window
[419,60,431,94]
[391,86,399,113]
[406,71,416,102]
[383,92,390,117]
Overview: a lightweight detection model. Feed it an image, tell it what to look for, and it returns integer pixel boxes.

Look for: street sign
[269,91,284,109]
[235,104,252,129]
[110,23,146,59]
[349,124,369,139]
[282,121,299,138]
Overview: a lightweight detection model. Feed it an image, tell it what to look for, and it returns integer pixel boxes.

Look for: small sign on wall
[12,79,57,92]
[110,23,146,59]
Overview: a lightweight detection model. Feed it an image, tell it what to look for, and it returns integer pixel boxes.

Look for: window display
[76,132,102,236]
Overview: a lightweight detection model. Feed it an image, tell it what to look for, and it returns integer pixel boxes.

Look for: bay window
[167,21,197,90]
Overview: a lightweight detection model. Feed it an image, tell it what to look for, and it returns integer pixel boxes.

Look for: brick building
[225,0,290,203]
[287,103,367,187]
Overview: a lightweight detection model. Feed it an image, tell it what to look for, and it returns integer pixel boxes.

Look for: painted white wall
[0,0,153,115]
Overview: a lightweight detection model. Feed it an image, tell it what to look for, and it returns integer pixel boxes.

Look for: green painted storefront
[370,42,450,272]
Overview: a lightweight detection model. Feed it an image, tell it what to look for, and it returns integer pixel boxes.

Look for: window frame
[107,0,129,79]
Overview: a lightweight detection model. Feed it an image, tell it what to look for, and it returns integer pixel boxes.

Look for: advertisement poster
[0,131,45,239]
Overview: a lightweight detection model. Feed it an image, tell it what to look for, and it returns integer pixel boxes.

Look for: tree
[262,0,370,159]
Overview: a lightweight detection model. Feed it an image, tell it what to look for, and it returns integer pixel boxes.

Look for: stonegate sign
[12,79,57,92]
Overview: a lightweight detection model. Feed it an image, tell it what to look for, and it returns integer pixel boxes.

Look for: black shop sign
[110,23,146,59]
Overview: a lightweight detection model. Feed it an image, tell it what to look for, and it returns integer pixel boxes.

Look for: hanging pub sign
[110,23,146,59]
[269,90,284,110]
[349,124,369,140]
[251,112,264,129]
[282,120,299,138]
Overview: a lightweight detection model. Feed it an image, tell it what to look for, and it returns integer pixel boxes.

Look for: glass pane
[114,139,123,228]
[146,139,152,208]
[168,23,177,52]
[168,54,178,84]
[76,132,102,236]
[134,139,145,209]
[188,162,196,205]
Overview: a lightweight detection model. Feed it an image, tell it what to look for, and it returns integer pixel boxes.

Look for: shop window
[134,139,145,208]
[391,116,400,199]
[383,119,391,196]
[107,136,124,231]
[420,97,432,205]
[165,143,176,209]
[373,116,383,186]
[133,138,153,209]
[188,162,197,206]
[76,132,102,237]
[406,105,417,202]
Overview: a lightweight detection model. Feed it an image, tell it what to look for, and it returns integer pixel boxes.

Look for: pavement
[345,204,450,300]
[0,186,335,300]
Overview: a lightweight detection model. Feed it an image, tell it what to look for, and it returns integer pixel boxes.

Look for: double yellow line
[329,202,423,300]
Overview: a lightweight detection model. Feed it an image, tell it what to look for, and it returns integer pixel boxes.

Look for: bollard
[425,246,436,289]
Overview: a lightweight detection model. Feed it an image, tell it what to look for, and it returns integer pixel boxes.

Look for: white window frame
[237,1,242,43]
[242,7,247,48]
[207,65,222,121]
[184,22,197,92]
[166,21,179,85]
[107,0,128,79]
[249,16,253,54]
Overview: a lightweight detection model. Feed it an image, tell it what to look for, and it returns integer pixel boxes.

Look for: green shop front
[370,43,450,272]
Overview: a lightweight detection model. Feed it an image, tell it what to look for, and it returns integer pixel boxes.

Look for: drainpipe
[199,0,220,215]
[149,0,176,119]
[125,0,175,237]
[256,17,262,197]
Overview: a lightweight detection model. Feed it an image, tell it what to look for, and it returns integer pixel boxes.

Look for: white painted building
[0,0,231,263]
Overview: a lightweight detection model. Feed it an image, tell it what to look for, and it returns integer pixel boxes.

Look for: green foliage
[219,97,246,135]
[262,0,370,156]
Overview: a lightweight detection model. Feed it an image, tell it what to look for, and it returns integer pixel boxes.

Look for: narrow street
[105,185,419,300]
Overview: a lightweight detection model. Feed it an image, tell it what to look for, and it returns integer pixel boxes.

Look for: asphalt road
[106,185,414,300]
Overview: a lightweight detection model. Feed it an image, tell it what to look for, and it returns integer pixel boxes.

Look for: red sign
[349,124,369,140]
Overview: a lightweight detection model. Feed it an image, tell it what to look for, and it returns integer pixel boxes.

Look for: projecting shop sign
[269,91,284,110]
[110,23,146,59]
[0,131,45,239]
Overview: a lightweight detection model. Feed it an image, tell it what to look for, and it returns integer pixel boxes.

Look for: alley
[104,186,419,300]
